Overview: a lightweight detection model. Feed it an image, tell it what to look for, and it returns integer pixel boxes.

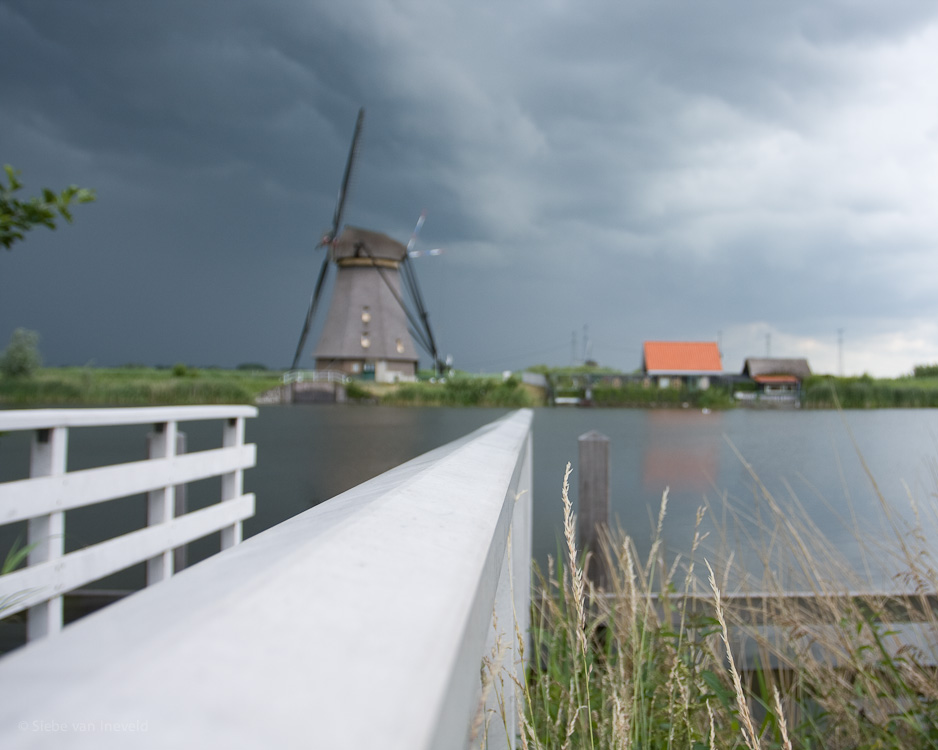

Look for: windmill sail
[290,109,364,371]
[289,109,442,381]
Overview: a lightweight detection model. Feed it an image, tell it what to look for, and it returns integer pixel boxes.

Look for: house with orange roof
[642,341,723,390]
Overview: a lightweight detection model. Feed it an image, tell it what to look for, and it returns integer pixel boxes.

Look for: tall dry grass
[512,457,938,750]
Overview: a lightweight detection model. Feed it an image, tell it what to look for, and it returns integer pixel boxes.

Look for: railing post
[145,430,189,573]
[146,421,178,585]
[173,431,188,573]
[26,425,68,641]
[221,417,245,549]
[578,430,610,587]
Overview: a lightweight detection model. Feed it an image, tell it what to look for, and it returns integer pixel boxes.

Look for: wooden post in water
[578,430,609,587]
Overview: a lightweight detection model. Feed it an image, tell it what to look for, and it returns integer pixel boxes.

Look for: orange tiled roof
[643,341,723,373]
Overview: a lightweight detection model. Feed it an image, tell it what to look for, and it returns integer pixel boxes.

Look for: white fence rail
[0,406,257,641]
[282,369,349,384]
[0,408,533,750]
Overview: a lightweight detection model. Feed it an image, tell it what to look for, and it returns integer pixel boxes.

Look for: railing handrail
[0,408,533,750]
[0,404,258,431]
[0,405,257,641]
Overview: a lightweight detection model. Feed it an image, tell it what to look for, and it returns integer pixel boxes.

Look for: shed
[741,358,812,395]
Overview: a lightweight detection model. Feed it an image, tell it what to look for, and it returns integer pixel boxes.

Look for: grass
[501,451,938,749]
[0,366,283,406]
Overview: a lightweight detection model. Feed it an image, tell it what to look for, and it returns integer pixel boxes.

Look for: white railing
[282,369,349,384]
[734,391,800,403]
[0,405,257,641]
[0,408,532,750]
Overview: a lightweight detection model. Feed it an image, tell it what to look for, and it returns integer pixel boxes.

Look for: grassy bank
[366,379,751,410]
[10,368,938,411]
[505,464,938,749]
[0,367,283,406]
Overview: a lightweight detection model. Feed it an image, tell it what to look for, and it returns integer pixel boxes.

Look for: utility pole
[838,329,844,376]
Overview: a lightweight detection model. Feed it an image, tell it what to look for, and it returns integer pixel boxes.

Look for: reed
[515,458,938,749]
[803,375,938,409]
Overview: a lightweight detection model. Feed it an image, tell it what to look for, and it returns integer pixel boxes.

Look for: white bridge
[256,369,353,404]
[0,407,533,749]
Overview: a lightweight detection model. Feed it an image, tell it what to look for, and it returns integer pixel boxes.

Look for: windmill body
[312,226,419,382]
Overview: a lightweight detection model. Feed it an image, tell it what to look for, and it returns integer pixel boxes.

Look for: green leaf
[0,166,94,250]
[2,537,38,576]
[701,669,735,710]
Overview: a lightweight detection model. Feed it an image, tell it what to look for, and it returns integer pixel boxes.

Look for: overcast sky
[2,1,938,376]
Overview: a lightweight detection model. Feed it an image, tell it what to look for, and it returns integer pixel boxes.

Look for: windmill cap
[332,226,407,262]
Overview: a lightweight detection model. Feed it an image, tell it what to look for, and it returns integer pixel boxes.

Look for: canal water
[2,405,938,614]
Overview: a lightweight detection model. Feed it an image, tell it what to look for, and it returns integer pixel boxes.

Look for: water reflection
[532,408,938,594]
[641,410,722,493]
[2,405,937,597]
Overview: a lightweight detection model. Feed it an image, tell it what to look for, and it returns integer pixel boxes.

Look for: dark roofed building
[741,358,812,397]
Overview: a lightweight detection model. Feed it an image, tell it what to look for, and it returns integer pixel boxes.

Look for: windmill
[290,108,442,382]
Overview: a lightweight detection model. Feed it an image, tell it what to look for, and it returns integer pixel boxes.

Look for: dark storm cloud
[2,0,938,375]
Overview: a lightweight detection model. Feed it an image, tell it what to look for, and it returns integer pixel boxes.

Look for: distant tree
[1,165,95,250]
[0,328,42,378]
[912,363,938,378]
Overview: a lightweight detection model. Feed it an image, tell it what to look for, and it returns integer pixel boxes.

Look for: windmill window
[396,338,405,354]
[360,335,371,349]
[361,310,371,324]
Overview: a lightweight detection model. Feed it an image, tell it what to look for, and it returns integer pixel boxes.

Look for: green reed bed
[509,462,938,750]
[377,375,539,408]
[0,367,283,406]
[803,376,938,409]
